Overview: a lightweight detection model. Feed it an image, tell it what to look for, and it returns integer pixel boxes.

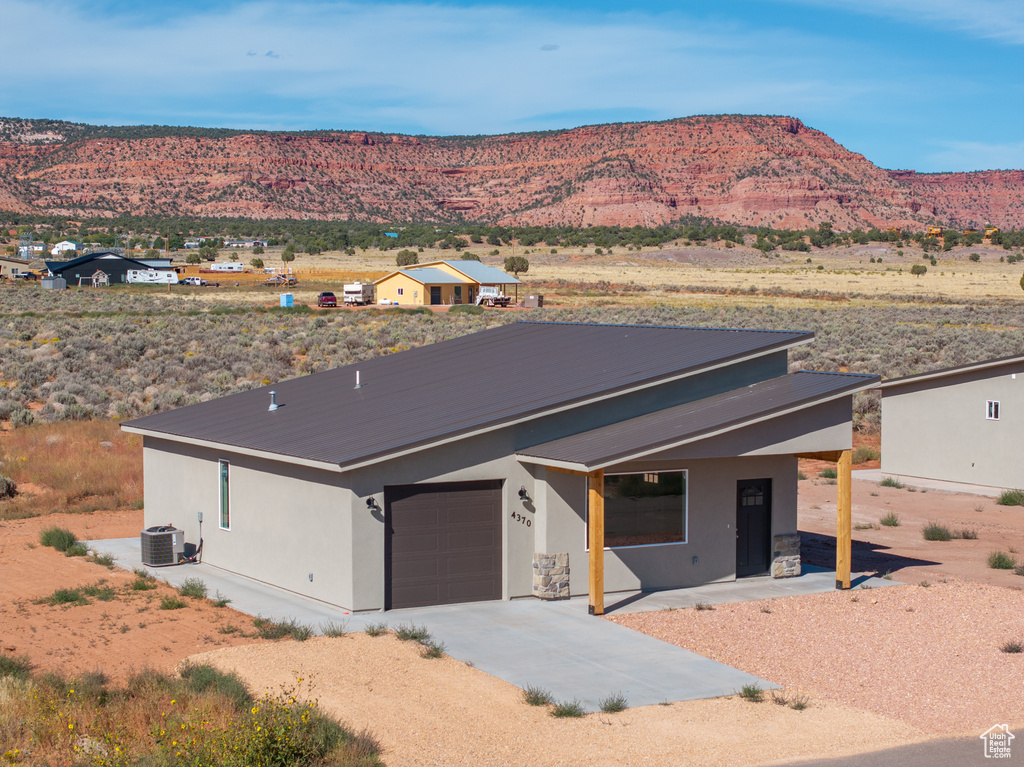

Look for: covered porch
[517,371,878,615]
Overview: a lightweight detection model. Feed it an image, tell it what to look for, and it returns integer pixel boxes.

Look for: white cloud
[788,0,1024,45]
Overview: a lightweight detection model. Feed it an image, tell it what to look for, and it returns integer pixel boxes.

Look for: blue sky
[2,0,1022,172]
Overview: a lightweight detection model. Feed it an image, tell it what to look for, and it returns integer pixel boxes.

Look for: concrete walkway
[852,469,1006,497]
[90,536,892,712]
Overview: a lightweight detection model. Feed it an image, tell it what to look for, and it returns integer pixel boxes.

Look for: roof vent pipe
[268,391,279,411]
[355,371,362,390]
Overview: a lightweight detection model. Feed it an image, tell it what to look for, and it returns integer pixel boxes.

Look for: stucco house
[122,322,876,613]
[0,256,35,279]
[45,252,160,285]
[374,260,520,306]
[881,355,1024,488]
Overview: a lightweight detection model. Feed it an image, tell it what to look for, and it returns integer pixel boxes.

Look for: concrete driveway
[91,536,891,712]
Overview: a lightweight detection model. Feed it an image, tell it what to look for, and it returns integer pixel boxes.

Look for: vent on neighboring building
[140,525,185,566]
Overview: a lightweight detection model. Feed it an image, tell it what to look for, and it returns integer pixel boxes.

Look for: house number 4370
[510,511,532,527]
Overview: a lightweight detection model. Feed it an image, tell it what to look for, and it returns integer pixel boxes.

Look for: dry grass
[0,420,142,519]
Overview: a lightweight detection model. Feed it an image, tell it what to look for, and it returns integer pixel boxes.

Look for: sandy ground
[192,635,926,767]
[0,510,265,679]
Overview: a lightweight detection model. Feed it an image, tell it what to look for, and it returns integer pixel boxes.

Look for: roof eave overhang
[516,376,880,473]
[123,332,817,473]
[880,355,1024,390]
[120,425,345,473]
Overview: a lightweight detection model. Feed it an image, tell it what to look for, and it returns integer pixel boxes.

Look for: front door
[736,478,771,577]
[429,286,442,305]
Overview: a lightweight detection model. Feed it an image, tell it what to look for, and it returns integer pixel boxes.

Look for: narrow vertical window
[219,459,230,529]
[987,401,1000,420]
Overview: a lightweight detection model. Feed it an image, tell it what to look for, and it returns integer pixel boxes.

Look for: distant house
[45,252,164,285]
[123,321,876,613]
[0,256,35,279]
[17,243,45,258]
[374,260,520,306]
[50,240,84,256]
[223,240,267,248]
[881,355,1024,488]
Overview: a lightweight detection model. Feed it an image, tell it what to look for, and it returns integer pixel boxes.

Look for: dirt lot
[0,510,265,679]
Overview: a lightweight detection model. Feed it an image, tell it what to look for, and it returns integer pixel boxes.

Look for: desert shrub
[420,639,446,659]
[179,662,253,709]
[1001,640,1023,653]
[177,576,208,599]
[396,249,418,266]
[9,408,33,427]
[394,623,431,642]
[0,475,16,499]
[988,551,1017,570]
[40,587,89,606]
[599,692,628,713]
[819,467,837,479]
[523,685,553,706]
[448,304,485,315]
[364,622,388,637]
[39,526,77,551]
[955,528,978,540]
[320,620,349,637]
[880,511,901,527]
[550,699,586,718]
[64,541,89,557]
[997,489,1024,506]
[879,476,904,489]
[852,446,879,464]
[922,522,952,541]
[159,595,187,610]
[0,653,32,679]
[738,684,764,702]
[253,616,313,641]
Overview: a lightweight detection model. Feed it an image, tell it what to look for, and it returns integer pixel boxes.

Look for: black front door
[429,286,442,305]
[736,478,771,577]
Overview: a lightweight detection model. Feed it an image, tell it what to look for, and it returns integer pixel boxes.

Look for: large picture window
[219,459,230,530]
[590,471,687,548]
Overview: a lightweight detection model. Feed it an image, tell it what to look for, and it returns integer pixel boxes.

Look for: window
[397,287,404,296]
[219,459,230,529]
[454,285,463,304]
[987,400,1000,420]
[588,471,687,548]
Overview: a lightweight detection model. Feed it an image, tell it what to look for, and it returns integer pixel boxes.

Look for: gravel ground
[192,634,924,767]
[611,579,1024,735]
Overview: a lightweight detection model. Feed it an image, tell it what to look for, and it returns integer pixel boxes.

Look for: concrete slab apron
[93,536,775,712]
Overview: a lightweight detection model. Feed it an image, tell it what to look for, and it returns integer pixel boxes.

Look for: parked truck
[343,282,375,305]
[475,285,512,307]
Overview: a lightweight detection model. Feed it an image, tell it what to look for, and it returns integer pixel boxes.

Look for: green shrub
[177,576,208,599]
[0,475,17,499]
[40,526,77,552]
[523,685,554,706]
[448,304,485,315]
[955,528,978,540]
[695,600,715,611]
[42,587,88,606]
[320,620,349,637]
[988,551,1017,570]
[159,595,187,610]
[738,684,763,702]
[253,616,313,641]
[420,639,445,659]
[64,541,89,557]
[394,623,431,642]
[852,446,879,464]
[818,467,837,479]
[0,653,32,679]
[599,692,628,713]
[88,551,116,568]
[1002,640,1023,654]
[550,699,586,718]
[922,522,952,541]
[879,476,904,489]
[364,622,388,637]
[82,582,116,601]
[179,661,253,708]
[131,575,157,591]
[997,489,1024,506]
[880,511,901,527]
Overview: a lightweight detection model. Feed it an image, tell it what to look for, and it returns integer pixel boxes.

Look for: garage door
[385,480,502,609]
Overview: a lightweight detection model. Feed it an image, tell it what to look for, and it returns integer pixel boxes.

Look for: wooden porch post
[836,449,852,590]
[588,469,605,615]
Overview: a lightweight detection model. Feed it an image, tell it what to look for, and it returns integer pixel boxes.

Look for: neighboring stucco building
[123,322,877,613]
[881,355,1024,488]
[374,260,520,306]
[0,257,35,279]
[45,251,161,285]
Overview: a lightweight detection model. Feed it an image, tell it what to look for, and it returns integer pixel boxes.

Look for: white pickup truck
[475,286,512,307]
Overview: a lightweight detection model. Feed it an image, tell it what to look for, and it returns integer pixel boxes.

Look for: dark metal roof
[45,251,151,274]
[123,321,814,470]
[880,354,1024,390]
[516,371,880,471]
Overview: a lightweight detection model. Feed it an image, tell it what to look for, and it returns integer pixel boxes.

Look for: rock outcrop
[0,115,1020,228]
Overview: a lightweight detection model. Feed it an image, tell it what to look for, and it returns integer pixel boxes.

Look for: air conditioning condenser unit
[140,525,185,567]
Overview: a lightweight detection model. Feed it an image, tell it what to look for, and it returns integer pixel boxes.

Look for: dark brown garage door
[385,480,502,609]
